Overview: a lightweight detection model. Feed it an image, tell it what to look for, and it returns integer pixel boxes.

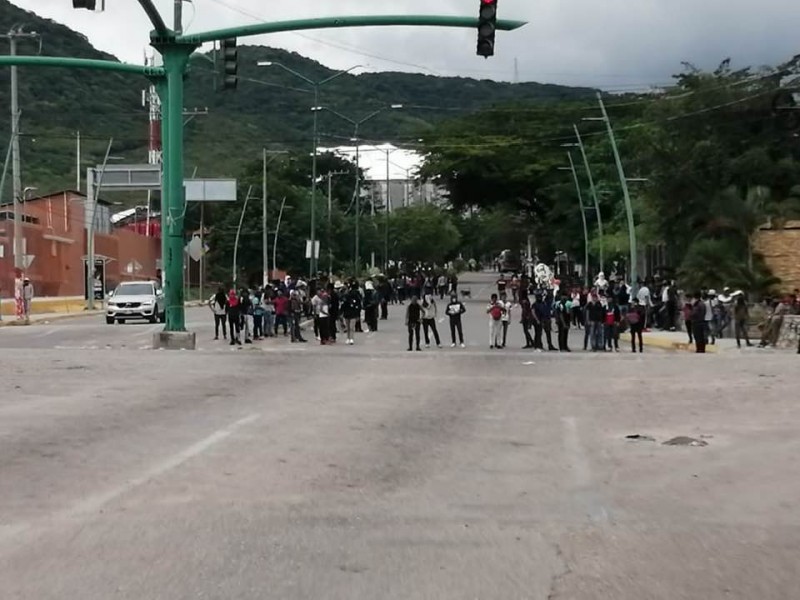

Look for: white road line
[1,413,260,545]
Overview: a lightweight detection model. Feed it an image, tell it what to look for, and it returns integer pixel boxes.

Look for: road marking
[0,413,260,545]
[562,416,609,523]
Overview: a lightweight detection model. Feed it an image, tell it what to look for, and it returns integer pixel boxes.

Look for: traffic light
[220,38,238,90]
[477,0,498,58]
[72,0,97,8]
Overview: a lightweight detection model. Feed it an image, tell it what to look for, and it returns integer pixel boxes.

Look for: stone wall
[753,221,800,292]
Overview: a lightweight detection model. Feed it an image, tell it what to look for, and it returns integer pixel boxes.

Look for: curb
[619,332,719,354]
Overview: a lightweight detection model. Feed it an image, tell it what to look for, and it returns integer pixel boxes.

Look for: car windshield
[115,283,154,296]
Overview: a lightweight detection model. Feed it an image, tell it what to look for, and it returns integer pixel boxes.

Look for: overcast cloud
[13,0,800,89]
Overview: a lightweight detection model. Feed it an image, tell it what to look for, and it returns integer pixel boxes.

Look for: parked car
[106,281,165,325]
[498,250,521,274]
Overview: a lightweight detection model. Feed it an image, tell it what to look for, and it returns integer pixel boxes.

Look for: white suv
[106,281,165,324]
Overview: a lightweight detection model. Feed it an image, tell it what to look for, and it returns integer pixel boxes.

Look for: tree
[388,205,461,265]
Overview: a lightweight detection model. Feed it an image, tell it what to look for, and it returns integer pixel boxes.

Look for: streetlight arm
[261,61,315,86]
[314,106,357,127]
[318,65,364,86]
[137,0,169,37]
[181,15,527,45]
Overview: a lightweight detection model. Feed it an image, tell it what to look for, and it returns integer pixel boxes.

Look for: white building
[321,143,446,212]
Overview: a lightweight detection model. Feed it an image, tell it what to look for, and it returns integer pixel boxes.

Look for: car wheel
[159,310,166,324]
[149,311,159,324]
[117,319,125,325]
[106,316,114,325]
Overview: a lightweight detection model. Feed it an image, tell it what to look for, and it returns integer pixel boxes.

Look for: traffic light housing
[72,0,97,9]
[477,0,498,58]
[220,38,238,90]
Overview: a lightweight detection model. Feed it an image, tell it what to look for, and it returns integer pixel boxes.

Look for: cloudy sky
[13,0,800,89]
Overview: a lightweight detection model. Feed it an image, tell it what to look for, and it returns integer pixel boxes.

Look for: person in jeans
[555,293,572,352]
[311,288,331,345]
[208,287,228,340]
[405,295,423,351]
[252,290,264,340]
[487,293,505,349]
[445,293,466,347]
[586,294,606,351]
[239,288,254,344]
[733,295,752,348]
[627,298,645,353]
[262,291,275,338]
[421,294,442,348]
[499,292,513,348]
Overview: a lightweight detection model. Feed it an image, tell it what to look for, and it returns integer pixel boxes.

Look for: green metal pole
[0,55,163,76]
[567,153,590,288]
[159,44,196,331]
[574,124,604,274]
[310,85,319,278]
[596,92,637,289]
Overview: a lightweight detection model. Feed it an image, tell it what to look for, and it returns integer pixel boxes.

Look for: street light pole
[589,92,638,288]
[87,138,114,311]
[262,149,287,286]
[573,124,604,273]
[563,154,590,287]
[232,185,253,284]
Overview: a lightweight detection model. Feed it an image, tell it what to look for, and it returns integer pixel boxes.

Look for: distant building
[321,143,446,212]
[0,190,161,297]
[753,219,800,292]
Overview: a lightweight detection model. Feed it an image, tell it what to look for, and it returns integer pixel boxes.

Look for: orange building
[0,190,161,297]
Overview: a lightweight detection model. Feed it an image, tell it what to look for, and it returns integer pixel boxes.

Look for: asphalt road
[2,273,799,599]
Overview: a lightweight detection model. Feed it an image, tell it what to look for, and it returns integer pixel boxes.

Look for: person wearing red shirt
[273,290,289,336]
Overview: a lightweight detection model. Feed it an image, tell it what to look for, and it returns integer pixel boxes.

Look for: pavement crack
[547,543,573,600]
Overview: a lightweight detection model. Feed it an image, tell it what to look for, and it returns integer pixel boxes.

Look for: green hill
[0,0,596,195]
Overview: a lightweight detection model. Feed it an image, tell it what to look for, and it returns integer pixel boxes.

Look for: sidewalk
[0,310,105,328]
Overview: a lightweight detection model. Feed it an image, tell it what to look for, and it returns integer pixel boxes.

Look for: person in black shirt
[405,296,423,351]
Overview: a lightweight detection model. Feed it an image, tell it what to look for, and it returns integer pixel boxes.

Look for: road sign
[187,235,204,262]
[92,164,161,191]
[184,179,237,202]
[305,240,320,260]
[22,254,34,269]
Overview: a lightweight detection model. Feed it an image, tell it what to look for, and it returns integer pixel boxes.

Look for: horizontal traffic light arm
[0,55,165,77]
[179,14,527,44]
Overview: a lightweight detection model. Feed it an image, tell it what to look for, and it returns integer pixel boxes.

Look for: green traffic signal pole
[0,12,526,336]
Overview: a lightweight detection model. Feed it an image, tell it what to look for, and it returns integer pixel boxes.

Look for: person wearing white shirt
[500,292,514,348]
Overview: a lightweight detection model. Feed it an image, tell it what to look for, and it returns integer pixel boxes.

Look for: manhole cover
[663,436,708,447]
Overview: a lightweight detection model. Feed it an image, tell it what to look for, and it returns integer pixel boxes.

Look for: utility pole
[384,148,391,271]
[6,26,40,272]
[263,148,268,285]
[565,153,590,287]
[87,139,114,311]
[76,131,81,192]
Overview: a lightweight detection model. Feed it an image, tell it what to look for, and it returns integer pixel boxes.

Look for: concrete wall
[753,221,800,292]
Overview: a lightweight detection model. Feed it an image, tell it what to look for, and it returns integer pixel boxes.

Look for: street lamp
[262,149,288,285]
[559,154,590,287]
[311,104,404,277]
[257,61,364,277]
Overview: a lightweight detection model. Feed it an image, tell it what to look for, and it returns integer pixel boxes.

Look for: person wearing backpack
[445,293,466,347]
[208,287,228,340]
[421,293,442,348]
[342,282,363,345]
[487,293,505,349]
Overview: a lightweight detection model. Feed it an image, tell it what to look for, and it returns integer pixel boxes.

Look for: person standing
[289,289,307,343]
[273,290,289,337]
[312,288,331,345]
[208,287,228,340]
[586,294,606,351]
[252,290,265,341]
[239,287,254,344]
[733,295,752,349]
[520,296,535,349]
[691,292,707,353]
[487,293,505,349]
[342,282,362,345]
[499,292,514,348]
[405,296,423,351]
[637,281,652,329]
[627,298,645,353]
[437,273,448,299]
[262,290,275,338]
[363,280,379,333]
[445,293,466,348]
[555,293,572,352]
[378,278,391,320]
[328,282,341,342]
[421,293,442,348]
[682,299,694,344]
[21,277,34,323]
[535,294,557,351]
[604,296,621,351]
[227,288,241,346]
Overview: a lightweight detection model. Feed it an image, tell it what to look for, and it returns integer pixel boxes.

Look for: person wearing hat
[22,277,34,324]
